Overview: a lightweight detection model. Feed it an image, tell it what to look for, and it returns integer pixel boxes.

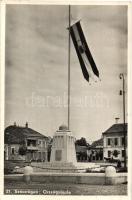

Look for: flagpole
[68,5,71,129]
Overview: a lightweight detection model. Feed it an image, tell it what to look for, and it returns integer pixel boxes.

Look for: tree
[112,150,120,158]
[75,137,89,147]
[18,145,27,156]
[47,137,53,161]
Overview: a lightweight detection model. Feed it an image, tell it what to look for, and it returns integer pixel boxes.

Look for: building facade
[90,138,103,161]
[4,123,49,162]
[75,145,88,161]
[75,138,103,162]
[102,123,127,162]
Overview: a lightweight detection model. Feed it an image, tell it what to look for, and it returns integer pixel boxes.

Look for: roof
[4,125,48,144]
[103,123,127,135]
[91,138,103,148]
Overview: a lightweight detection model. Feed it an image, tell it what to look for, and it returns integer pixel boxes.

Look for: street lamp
[119,73,127,169]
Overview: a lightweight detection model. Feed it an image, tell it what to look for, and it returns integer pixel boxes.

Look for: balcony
[26,139,38,151]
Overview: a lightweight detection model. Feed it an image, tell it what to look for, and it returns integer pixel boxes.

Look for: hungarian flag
[69,21,99,82]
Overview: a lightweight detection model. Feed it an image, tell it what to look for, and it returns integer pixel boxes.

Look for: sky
[5,5,127,143]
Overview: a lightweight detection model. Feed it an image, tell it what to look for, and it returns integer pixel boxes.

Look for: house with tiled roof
[4,122,49,162]
[91,138,103,149]
[102,122,127,161]
[90,138,103,161]
[75,145,88,161]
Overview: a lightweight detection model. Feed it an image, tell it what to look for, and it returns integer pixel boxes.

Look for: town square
[1,2,129,196]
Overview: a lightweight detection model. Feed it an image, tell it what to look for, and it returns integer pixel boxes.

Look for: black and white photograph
[1,1,131,196]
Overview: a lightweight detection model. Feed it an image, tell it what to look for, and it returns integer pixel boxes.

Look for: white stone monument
[50,125,77,166]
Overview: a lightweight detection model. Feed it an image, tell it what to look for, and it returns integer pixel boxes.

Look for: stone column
[105,166,116,185]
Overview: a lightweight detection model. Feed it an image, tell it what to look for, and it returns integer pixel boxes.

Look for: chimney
[25,122,28,128]
[115,117,120,124]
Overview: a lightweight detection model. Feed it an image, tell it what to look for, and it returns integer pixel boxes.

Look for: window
[11,147,15,155]
[38,140,41,145]
[121,137,124,146]
[43,141,46,148]
[107,138,111,146]
[108,151,111,157]
[126,137,127,147]
[121,137,127,147]
[115,138,118,146]
[27,140,36,146]
[122,150,125,157]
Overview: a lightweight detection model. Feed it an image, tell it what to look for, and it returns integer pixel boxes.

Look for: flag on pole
[69,21,99,82]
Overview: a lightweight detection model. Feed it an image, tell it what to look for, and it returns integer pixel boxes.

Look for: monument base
[29,125,78,173]
[50,125,77,164]
[49,162,78,172]
[31,161,78,173]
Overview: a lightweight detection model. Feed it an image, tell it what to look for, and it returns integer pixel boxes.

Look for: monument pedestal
[50,125,77,171]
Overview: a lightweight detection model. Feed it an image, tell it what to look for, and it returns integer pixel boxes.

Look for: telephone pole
[119,73,127,169]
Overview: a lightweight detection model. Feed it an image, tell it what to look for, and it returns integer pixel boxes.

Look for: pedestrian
[117,160,121,168]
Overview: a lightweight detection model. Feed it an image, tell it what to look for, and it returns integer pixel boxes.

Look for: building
[75,138,103,162]
[90,138,103,161]
[75,145,88,161]
[75,137,90,162]
[4,122,49,162]
[102,123,127,162]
